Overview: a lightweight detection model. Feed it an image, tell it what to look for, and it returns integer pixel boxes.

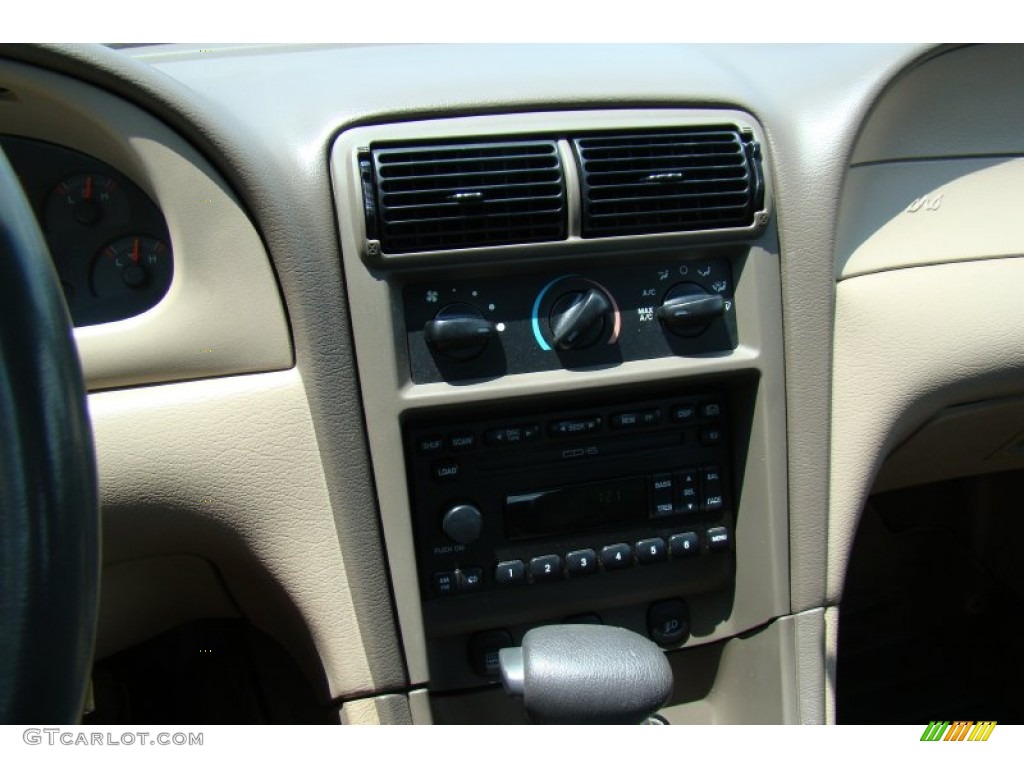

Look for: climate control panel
[402,258,736,383]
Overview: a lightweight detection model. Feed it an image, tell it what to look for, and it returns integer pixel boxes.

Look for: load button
[432,460,461,482]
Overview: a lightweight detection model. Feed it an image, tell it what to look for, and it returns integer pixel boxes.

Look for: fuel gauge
[92,236,173,303]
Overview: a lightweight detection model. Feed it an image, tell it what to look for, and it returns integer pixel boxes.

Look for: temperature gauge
[46,173,130,231]
[92,236,173,302]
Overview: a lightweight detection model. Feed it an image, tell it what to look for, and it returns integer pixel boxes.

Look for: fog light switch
[647,599,690,646]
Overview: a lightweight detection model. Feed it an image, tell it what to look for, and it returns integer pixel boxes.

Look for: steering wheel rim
[0,146,100,723]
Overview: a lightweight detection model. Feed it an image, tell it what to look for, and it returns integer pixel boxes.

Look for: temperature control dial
[549,287,612,350]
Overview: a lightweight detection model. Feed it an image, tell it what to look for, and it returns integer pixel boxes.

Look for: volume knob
[442,503,483,545]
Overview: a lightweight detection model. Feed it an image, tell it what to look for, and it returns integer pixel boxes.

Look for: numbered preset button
[530,554,563,582]
[495,560,526,586]
[669,532,700,558]
[600,543,634,570]
[566,548,599,577]
[635,537,667,564]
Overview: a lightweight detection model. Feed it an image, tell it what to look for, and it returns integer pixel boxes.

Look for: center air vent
[364,141,567,254]
[573,127,764,239]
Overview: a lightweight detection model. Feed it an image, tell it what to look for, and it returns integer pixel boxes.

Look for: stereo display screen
[504,476,648,540]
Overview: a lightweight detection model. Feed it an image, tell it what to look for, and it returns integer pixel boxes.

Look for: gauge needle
[83,175,93,201]
[132,238,140,263]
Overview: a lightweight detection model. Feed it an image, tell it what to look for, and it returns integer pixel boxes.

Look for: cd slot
[477,431,684,473]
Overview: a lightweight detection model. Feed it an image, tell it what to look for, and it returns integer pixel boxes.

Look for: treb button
[650,473,676,518]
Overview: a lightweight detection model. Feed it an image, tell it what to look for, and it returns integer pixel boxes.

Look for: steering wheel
[0,146,100,723]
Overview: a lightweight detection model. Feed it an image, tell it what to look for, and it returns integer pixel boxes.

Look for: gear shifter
[498,624,673,724]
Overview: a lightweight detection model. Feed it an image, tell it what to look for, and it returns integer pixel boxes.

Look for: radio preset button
[448,431,476,452]
[707,527,731,551]
[566,549,598,576]
[530,554,563,582]
[495,560,526,586]
[549,417,602,438]
[601,543,633,570]
[636,537,667,564]
[669,532,700,558]
[417,435,445,455]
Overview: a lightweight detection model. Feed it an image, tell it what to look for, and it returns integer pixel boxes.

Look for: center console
[331,110,791,716]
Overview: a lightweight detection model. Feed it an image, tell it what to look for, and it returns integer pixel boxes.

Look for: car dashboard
[3,42,1024,725]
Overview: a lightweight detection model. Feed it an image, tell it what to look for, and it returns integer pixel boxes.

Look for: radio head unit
[404,385,742,689]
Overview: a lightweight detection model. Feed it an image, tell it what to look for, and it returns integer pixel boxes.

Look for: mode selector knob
[442,503,483,545]
[424,303,496,361]
[549,287,612,350]
[657,282,724,338]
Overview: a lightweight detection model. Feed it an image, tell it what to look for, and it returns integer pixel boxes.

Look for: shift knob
[498,624,673,724]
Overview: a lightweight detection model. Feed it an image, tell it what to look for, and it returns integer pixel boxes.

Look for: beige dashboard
[4,42,1024,725]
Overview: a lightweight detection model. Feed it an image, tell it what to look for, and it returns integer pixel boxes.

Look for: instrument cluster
[2,135,173,327]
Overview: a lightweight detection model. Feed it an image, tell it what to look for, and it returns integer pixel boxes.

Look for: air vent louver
[574,127,763,238]
[367,141,567,254]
